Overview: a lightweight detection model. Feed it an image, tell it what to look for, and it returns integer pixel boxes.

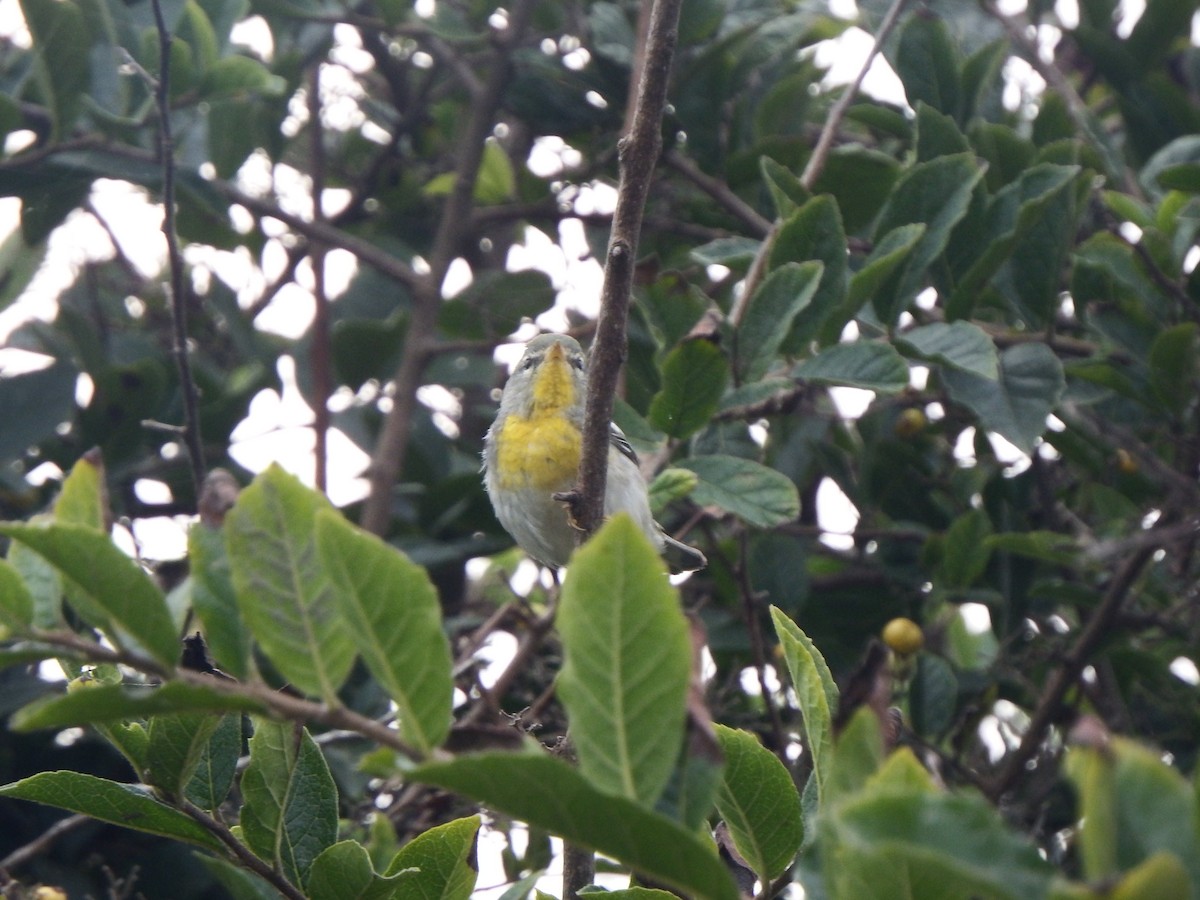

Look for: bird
[483,333,705,572]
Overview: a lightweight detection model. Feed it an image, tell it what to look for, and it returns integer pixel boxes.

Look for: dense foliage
[1,0,1199,897]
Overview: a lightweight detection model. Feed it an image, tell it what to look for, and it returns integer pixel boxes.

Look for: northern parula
[483,333,705,572]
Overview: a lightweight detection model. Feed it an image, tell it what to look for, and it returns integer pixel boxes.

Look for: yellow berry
[894,407,927,438]
[882,617,924,655]
[1115,448,1138,475]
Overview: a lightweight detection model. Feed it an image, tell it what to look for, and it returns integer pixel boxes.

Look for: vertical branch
[150,0,206,496]
[360,0,537,535]
[308,64,332,495]
[573,0,685,537]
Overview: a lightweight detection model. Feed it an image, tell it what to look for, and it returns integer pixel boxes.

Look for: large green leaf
[713,725,803,882]
[382,815,480,899]
[53,454,105,529]
[18,0,91,136]
[146,712,223,799]
[0,771,222,850]
[737,261,824,380]
[308,841,418,900]
[840,223,925,337]
[893,12,961,120]
[943,343,1065,453]
[0,522,179,668]
[185,712,241,812]
[9,681,263,731]
[794,341,910,393]
[225,465,355,701]
[872,154,985,325]
[647,339,730,439]
[315,509,453,756]
[412,750,739,900]
[896,322,998,380]
[557,514,690,806]
[770,608,837,804]
[679,456,800,528]
[241,718,339,889]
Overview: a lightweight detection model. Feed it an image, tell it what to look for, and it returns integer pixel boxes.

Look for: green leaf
[737,261,824,380]
[315,510,453,755]
[199,54,285,99]
[894,12,961,119]
[760,156,810,219]
[943,343,1065,453]
[146,712,222,799]
[827,709,885,803]
[557,515,690,806]
[939,508,993,589]
[1148,323,1198,415]
[679,456,800,528]
[713,725,803,882]
[0,559,34,633]
[309,840,419,900]
[225,464,355,701]
[826,789,1054,900]
[690,236,762,267]
[794,341,910,393]
[190,521,252,680]
[767,196,848,352]
[1066,741,1119,880]
[647,339,730,439]
[412,750,739,900]
[0,771,222,850]
[1111,853,1193,900]
[0,522,179,668]
[872,154,985,325]
[241,718,339,889]
[53,454,105,529]
[198,857,281,900]
[841,223,925,330]
[383,815,480,899]
[897,322,998,380]
[910,655,958,738]
[475,140,516,204]
[185,713,241,811]
[18,0,91,136]
[770,608,836,804]
[10,681,262,731]
[0,361,78,463]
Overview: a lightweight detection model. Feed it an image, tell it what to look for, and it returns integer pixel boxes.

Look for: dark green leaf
[894,13,961,119]
[558,515,690,806]
[18,0,91,136]
[412,751,739,900]
[794,341,909,393]
[190,521,252,680]
[896,322,998,379]
[438,270,556,340]
[910,654,958,737]
[1148,323,1197,415]
[939,508,993,589]
[241,718,339,888]
[737,261,823,379]
[0,771,222,850]
[943,343,1065,453]
[185,713,241,811]
[146,712,222,799]
[647,339,729,439]
[0,361,78,463]
[768,196,848,353]
[679,456,800,528]
[0,559,34,632]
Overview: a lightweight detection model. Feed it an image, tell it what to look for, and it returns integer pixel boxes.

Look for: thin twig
[664,149,773,237]
[736,533,787,755]
[150,0,206,496]
[360,0,537,536]
[572,0,685,537]
[0,814,90,872]
[986,541,1158,801]
[308,64,332,495]
[181,801,307,900]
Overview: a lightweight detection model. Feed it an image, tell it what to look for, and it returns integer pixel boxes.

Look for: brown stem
[573,0,685,537]
[181,801,307,900]
[0,814,90,872]
[359,0,537,536]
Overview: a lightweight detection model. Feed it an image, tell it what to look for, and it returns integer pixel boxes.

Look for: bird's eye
[522,357,535,370]
[570,356,584,370]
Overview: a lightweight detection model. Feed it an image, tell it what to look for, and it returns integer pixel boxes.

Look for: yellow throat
[495,342,582,490]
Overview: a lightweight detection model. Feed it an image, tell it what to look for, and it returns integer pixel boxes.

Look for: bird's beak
[546,342,565,363]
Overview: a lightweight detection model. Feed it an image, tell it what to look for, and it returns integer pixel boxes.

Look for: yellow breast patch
[495,413,582,490]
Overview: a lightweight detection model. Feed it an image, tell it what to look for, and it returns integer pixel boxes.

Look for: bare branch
[309,64,332,495]
[573,0,685,537]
